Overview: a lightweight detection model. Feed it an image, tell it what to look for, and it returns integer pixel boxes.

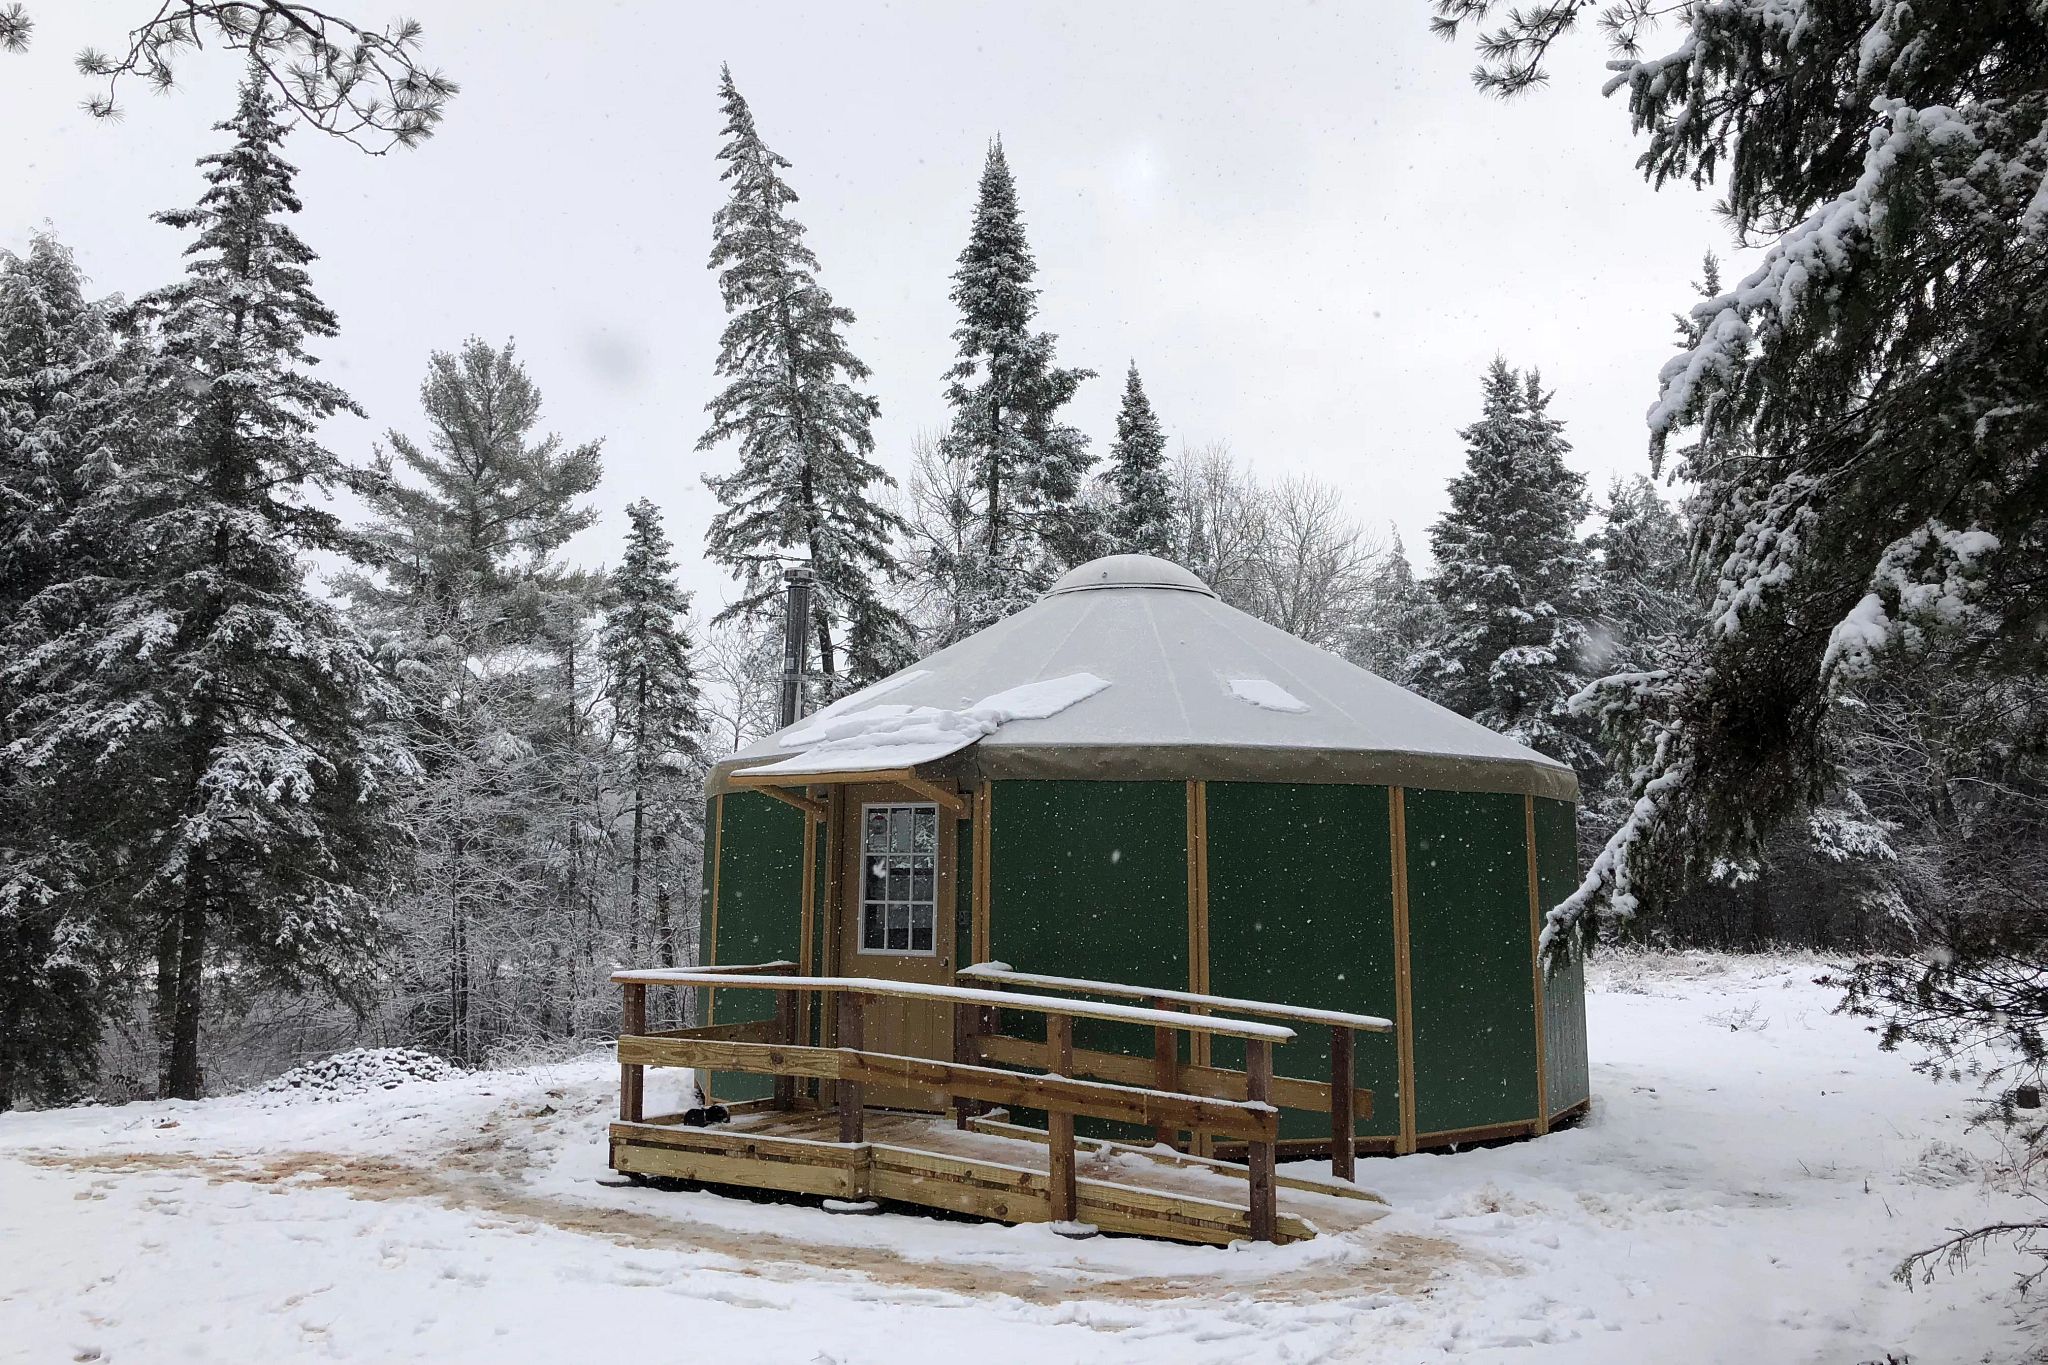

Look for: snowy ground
[4,953,2044,1364]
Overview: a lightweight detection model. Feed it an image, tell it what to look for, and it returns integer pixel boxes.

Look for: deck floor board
[612,1107,1387,1242]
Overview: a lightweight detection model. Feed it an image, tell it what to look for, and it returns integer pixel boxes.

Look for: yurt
[702,553,1590,1154]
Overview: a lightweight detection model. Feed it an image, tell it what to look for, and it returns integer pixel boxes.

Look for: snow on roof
[737,673,1110,778]
[1227,677,1309,714]
[720,554,1576,799]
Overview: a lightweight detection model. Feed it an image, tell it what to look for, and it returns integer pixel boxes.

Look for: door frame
[823,778,962,1109]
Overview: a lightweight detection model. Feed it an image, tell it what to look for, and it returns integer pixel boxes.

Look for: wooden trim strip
[1189,778,1212,1156]
[747,783,829,819]
[897,773,967,818]
[1526,793,1550,1137]
[800,807,817,1049]
[705,792,726,1096]
[1415,1117,1542,1148]
[1390,787,1418,1155]
[971,783,992,964]
[726,766,922,789]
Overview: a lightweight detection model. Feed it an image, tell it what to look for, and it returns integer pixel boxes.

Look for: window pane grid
[859,803,938,955]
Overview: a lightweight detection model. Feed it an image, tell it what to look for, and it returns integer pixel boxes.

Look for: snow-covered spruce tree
[1412,358,1597,769]
[340,338,602,1063]
[698,66,912,693]
[1436,0,2048,923]
[1103,363,1175,558]
[6,71,408,1100]
[1344,531,1441,685]
[1585,473,1689,676]
[0,231,136,1109]
[938,141,1095,637]
[1435,2,2048,1279]
[601,499,705,970]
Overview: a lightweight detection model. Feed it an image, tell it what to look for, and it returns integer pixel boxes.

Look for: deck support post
[619,983,646,1123]
[1150,996,1179,1149]
[1330,1025,1355,1182]
[952,1001,978,1130]
[773,983,798,1111]
[1245,1037,1277,1242]
[1047,1014,1078,1225]
[836,991,865,1144]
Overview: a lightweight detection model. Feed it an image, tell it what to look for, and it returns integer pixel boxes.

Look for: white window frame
[855,801,941,957]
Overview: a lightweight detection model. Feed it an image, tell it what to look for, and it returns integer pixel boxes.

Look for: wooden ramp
[610,1108,1388,1247]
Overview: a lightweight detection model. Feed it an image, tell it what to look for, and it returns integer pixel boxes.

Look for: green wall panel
[988,780,1187,1134]
[1206,783,1399,1141]
[1404,788,1540,1135]
[707,791,806,1103]
[1534,796,1591,1114]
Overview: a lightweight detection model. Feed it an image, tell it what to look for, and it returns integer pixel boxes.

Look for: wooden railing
[610,965,1297,1240]
[957,963,1392,1182]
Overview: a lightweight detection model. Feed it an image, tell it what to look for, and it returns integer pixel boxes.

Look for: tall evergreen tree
[1585,473,1690,675]
[1413,358,1596,768]
[698,66,912,691]
[938,141,1094,634]
[6,70,408,1099]
[340,337,602,1063]
[601,499,704,969]
[0,231,133,1109]
[1105,363,1174,557]
[1344,531,1441,684]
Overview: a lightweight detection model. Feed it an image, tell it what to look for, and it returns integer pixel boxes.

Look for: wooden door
[834,783,956,1110]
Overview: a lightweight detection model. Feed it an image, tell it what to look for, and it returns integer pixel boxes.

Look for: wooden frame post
[1150,996,1179,1148]
[836,991,866,1143]
[953,1001,979,1130]
[619,983,646,1123]
[1330,1025,1356,1181]
[1245,1036,1277,1242]
[1046,1014,1078,1225]
[773,983,798,1111]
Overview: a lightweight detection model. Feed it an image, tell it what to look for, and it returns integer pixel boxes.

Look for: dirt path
[20,1140,1474,1306]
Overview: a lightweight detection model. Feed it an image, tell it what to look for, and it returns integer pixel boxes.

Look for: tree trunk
[164,879,208,1100]
[154,897,181,1097]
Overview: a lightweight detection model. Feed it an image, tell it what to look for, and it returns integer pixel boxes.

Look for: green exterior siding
[1403,788,1541,1135]
[1534,796,1591,1115]
[1206,782,1399,1141]
[988,780,1188,1135]
[706,791,807,1103]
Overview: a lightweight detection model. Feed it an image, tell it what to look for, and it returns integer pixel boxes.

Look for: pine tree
[698,66,912,691]
[1413,358,1596,768]
[1344,531,1441,684]
[939,141,1095,634]
[0,231,133,1109]
[601,499,704,969]
[1585,473,1689,675]
[6,70,408,1099]
[1104,363,1174,557]
[340,337,602,1063]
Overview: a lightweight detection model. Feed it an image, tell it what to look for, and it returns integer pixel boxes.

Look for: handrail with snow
[958,963,1392,1033]
[606,969,1296,1042]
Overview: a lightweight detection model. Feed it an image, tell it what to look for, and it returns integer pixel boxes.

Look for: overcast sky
[3,1,1740,612]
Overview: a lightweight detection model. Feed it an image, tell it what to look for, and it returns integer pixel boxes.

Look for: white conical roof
[716,554,1577,801]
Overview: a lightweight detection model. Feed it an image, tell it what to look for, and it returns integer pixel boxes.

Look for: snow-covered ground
[4,953,2043,1364]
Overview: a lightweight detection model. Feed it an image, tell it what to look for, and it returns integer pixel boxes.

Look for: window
[859,803,938,954]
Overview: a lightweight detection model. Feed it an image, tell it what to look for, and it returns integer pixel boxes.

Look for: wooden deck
[610,1107,1388,1247]
[608,964,1394,1245]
